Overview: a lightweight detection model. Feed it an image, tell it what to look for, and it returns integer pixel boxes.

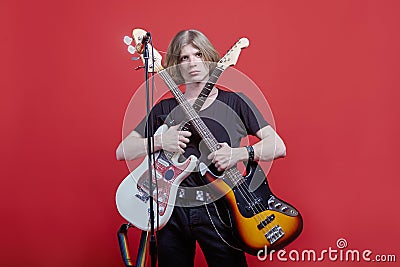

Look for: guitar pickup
[135,189,150,203]
[157,158,170,167]
[257,214,275,230]
[244,197,263,212]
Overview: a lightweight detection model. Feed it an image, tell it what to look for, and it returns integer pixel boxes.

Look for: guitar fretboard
[162,66,223,160]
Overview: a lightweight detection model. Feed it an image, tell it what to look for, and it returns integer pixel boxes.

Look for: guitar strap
[117,224,148,267]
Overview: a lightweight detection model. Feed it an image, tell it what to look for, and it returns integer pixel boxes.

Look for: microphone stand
[142,33,157,267]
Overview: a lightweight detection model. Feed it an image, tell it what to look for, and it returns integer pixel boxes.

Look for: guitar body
[116,124,198,231]
[200,162,303,255]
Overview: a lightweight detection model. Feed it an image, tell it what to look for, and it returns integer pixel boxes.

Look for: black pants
[156,202,248,267]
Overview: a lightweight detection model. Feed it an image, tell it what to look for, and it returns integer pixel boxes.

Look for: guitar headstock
[217,37,250,70]
[123,28,163,73]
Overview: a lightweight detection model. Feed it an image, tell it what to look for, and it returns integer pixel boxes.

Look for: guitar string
[157,66,222,161]
[165,67,222,160]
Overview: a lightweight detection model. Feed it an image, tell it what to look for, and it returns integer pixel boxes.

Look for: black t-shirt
[135,89,269,187]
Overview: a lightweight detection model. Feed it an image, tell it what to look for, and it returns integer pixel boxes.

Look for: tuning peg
[127,45,136,54]
[124,36,133,45]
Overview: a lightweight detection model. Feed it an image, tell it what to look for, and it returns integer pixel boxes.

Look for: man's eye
[180,56,188,61]
[195,52,203,58]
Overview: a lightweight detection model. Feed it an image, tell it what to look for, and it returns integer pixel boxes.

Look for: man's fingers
[179,130,191,137]
[179,136,190,143]
[178,141,187,148]
[207,152,215,161]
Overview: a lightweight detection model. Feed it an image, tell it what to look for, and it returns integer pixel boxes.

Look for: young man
[116,29,286,267]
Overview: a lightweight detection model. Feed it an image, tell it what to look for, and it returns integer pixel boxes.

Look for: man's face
[178,44,209,84]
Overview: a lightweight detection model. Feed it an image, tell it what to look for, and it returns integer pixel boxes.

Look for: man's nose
[188,56,200,65]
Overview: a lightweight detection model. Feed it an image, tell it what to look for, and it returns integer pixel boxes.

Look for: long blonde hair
[164,30,220,84]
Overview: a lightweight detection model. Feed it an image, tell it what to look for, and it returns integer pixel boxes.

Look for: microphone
[135,32,151,54]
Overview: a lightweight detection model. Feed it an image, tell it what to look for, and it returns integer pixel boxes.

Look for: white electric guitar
[116,28,249,231]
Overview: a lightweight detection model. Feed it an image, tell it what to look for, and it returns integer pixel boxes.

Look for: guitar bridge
[265,225,284,245]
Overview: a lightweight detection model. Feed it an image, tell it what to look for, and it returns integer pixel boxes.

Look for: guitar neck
[177,66,224,130]
[162,66,224,160]
[191,66,223,113]
[158,69,220,151]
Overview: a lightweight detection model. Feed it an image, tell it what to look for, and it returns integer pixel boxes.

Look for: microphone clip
[136,32,151,54]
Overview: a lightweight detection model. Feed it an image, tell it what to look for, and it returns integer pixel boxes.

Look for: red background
[2,0,399,266]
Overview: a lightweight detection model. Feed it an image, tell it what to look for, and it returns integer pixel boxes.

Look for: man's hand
[207,143,247,172]
[159,125,191,154]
